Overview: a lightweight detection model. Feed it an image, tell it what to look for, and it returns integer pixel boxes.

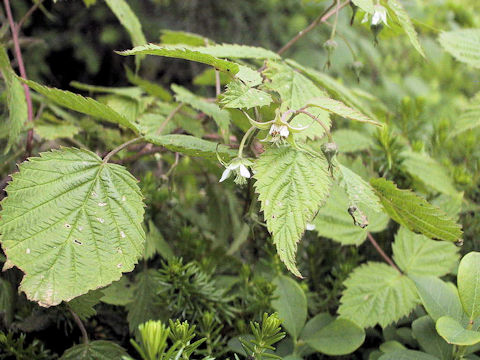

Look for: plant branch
[295,109,334,143]
[277,0,350,55]
[70,309,89,345]
[17,0,46,29]
[103,137,143,163]
[3,0,35,158]
[215,70,221,97]
[367,233,402,273]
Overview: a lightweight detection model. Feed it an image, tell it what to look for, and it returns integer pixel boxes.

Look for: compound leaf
[0,148,145,306]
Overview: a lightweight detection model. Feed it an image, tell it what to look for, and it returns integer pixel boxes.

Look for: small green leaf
[436,316,480,346]
[338,262,417,328]
[0,148,145,306]
[370,178,463,243]
[305,318,365,355]
[125,67,172,101]
[458,252,480,321]
[412,275,467,324]
[449,92,480,137]
[35,123,80,141]
[393,227,459,277]
[378,350,440,360]
[145,134,237,160]
[68,289,103,320]
[144,220,174,260]
[0,278,14,325]
[352,0,374,13]
[253,146,332,276]
[191,44,281,60]
[101,277,135,306]
[439,29,480,68]
[70,81,144,100]
[388,0,426,57]
[219,80,272,109]
[412,316,453,360]
[272,275,307,340]
[60,340,127,360]
[160,29,207,46]
[116,44,239,74]
[333,129,374,153]
[22,79,139,132]
[340,165,382,213]
[236,65,263,87]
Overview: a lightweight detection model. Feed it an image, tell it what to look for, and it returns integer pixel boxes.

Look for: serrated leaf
[313,185,389,246]
[393,227,459,277]
[436,316,480,346]
[458,252,480,321]
[35,123,80,140]
[60,340,127,360]
[271,275,307,340]
[116,44,239,75]
[333,129,373,153]
[68,289,103,320]
[263,62,331,140]
[101,276,135,306]
[412,316,453,360]
[0,45,27,154]
[160,29,207,46]
[0,148,145,306]
[22,79,138,132]
[144,220,174,260]
[219,80,272,109]
[450,92,480,137]
[352,0,374,13]
[413,275,468,326]
[379,350,439,360]
[191,44,280,60]
[388,0,425,57]
[104,0,147,69]
[340,165,382,213]
[401,151,458,196]
[236,65,263,87]
[439,29,480,68]
[172,84,230,133]
[305,318,365,356]
[370,178,463,242]
[254,146,331,276]
[146,134,237,160]
[338,262,418,328]
[125,67,172,101]
[70,81,144,100]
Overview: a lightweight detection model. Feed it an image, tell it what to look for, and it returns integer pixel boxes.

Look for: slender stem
[70,309,89,345]
[330,0,341,40]
[238,126,256,158]
[3,0,35,157]
[295,109,334,143]
[17,0,46,29]
[277,0,350,55]
[215,70,221,96]
[367,233,402,273]
[103,137,143,163]
[157,103,183,135]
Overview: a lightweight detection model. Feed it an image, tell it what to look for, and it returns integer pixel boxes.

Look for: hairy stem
[367,233,402,273]
[70,309,89,345]
[3,0,35,158]
[103,137,143,164]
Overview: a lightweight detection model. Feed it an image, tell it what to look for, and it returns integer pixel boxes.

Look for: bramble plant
[0,0,480,359]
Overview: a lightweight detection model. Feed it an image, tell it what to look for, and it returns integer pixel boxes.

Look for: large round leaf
[0,148,145,306]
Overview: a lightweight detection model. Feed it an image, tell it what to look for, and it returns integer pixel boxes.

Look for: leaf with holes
[0,148,145,306]
[253,146,332,276]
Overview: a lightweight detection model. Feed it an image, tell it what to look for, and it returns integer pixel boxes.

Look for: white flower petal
[361,13,369,23]
[372,11,381,25]
[279,125,290,138]
[228,162,241,170]
[306,223,316,231]
[239,164,251,178]
[219,168,232,182]
[269,124,279,135]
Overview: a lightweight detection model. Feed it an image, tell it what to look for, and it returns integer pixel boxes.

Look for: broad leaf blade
[439,29,480,68]
[60,340,127,360]
[378,350,440,360]
[254,146,332,276]
[219,80,272,109]
[412,316,453,360]
[370,178,463,242]
[191,44,280,59]
[436,316,480,346]
[0,148,145,306]
[458,252,480,321]
[340,165,382,213]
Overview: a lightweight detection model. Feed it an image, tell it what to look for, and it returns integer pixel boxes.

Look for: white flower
[306,223,316,231]
[219,158,252,185]
[362,5,388,26]
[268,124,290,144]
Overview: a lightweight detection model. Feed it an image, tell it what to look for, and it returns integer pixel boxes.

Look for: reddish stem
[3,0,35,158]
[367,233,402,273]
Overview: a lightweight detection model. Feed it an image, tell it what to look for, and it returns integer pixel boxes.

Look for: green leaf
[0,45,27,154]
[0,148,145,306]
[458,252,480,321]
[70,81,144,100]
[313,185,389,246]
[253,146,332,276]
[271,275,307,340]
[172,84,230,133]
[144,220,174,260]
[304,318,365,356]
[160,29,207,46]
[35,123,80,140]
[439,29,480,68]
[300,313,334,340]
[333,129,373,153]
[263,62,331,140]
[23,79,139,132]
[436,316,480,346]
[219,80,272,109]
[370,178,463,243]
[412,316,453,360]
[60,340,127,360]
[352,0,374,13]
[116,44,239,75]
[104,0,147,68]
[340,165,382,213]
[393,227,459,277]
[236,65,263,87]
[412,275,467,324]
[338,262,418,328]
[191,44,280,59]
[450,92,480,137]
[0,278,14,325]
[100,277,135,306]
[145,134,237,161]
[378,350,440,360]
[126,270,162,334]
[125,67,172,101]
[401,151,458,196]
[388,0,426,58]
[68,290,103,320]
[83,0,96,7]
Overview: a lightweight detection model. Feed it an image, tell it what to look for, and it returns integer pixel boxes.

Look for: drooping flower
[219,157,253,185]
[361,5,388,26]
